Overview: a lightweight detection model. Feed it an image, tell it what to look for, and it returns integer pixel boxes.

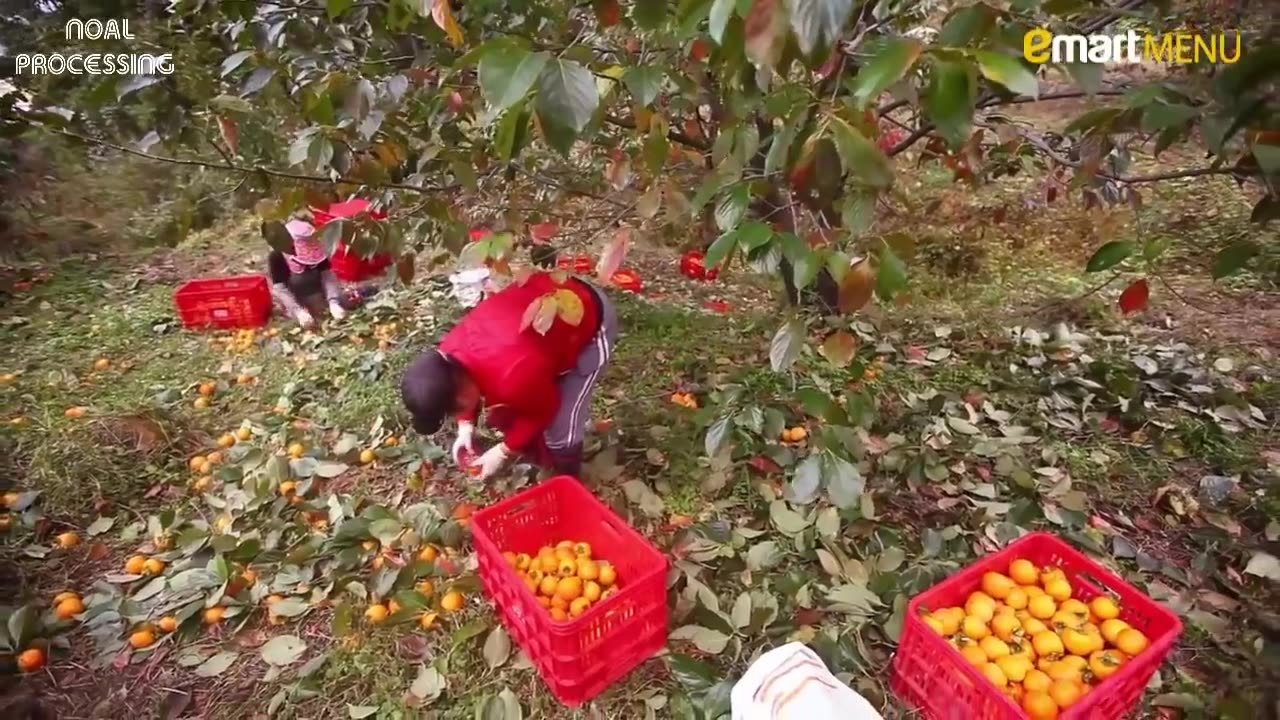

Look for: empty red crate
[891,532,1182,719]
[173,275,271,329]
[471,476,668,706]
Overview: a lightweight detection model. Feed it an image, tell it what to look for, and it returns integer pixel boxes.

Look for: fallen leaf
[1243,551,1280,581]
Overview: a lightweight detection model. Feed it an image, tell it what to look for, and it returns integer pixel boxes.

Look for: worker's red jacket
[439,272,600,451]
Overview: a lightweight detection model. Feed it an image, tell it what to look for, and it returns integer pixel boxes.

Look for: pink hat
[284,220,327,268]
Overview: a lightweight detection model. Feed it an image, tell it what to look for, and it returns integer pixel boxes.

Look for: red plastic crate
[891,532,1182,720]
[173,275,271,329]
[330,244,392,282]
[311,200,393,282]
[471,476,668,706]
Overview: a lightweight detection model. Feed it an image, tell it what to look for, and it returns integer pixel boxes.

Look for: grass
[3,145,1279,719]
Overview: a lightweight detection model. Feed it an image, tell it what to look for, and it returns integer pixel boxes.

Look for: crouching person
[269,217,347,328]
[400,271,617,480]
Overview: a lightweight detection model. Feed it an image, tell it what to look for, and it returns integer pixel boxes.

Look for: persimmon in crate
[471,476,667,707]
[891,532,1181,720]
[503,540,621,622]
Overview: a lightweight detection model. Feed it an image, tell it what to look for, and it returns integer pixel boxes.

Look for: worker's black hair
[401,351,457,435]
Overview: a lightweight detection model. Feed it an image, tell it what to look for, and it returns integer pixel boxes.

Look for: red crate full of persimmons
[890,532,1182,720]
[470,475,668,707]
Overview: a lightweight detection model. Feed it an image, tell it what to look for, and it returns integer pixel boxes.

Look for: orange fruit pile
[505,540,619,623]
[921,558,1150,720]
[669,392,698,408]
[780,426,808,443]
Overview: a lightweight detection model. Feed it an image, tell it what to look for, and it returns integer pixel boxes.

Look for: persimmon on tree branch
[48,128,456,194]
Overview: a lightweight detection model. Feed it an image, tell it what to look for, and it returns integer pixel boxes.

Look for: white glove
[451,421,475,466]
[295,308,315,328]
[328,300,347,320]
[470,442,510,480]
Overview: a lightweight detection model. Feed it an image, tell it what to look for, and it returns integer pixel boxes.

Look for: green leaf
[260,635,307,665]
[1085,241,1133,273]
[830,119,894,188]
[116,75,159,100]
[1064,107,1122,135]
[1254,143,1280,174]
[714,185,749,231]
[633,0,667,29]
[792,247,821,290]
[850,39,923,107]
[924,59,976,146]
[786,0,855,56]
[769,500,810,534]
[875,244,908,300]
[479,47,550,111]
[975,51,1038,99]
[668,654,717,692]
[1141,103,1198,133]
[644,116,669,174]
[669,625,731,654]
[194,651,238,677]
[1212,241,1259,279]
[535,60,599,135]
[209,94,253,113]
[369,518,403,545]
[704,228,740,270]
[497,688,523,720]
[789,455,822,504]
[327,0,355,18]
[622,480,667,517]
[1064,61,1102,95]
[769,318,805,372]
[220,50,253,77]
[241,67,276,96]
[450,619,490,653]
[482,627,511,669]
[86,516,115,536]
[269,597,310,618]
[7,605,38,650]
[494,105,531,162]
[623,67,664,107]
[938,4,995,46]
[705,416,732,457]
[824,454,863,508]
[709,0,736,42]
[409,665,446,703]
[825,581,883,618]
[746,540,784,570]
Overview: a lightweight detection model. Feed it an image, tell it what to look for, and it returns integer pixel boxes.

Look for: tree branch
[1017,129,1253,184]
[48,128,453,194]
[887,89,1131,155]
[604,114,709,151]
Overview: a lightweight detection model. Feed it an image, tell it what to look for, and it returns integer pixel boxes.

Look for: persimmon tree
[4,0,1276,504]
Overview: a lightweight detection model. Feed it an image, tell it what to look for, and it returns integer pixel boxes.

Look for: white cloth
[730,643,883,720]
[449,267,492,308]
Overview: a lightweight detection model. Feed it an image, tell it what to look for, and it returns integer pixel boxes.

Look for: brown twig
[48,128,454,194]
[604,114,709,151]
